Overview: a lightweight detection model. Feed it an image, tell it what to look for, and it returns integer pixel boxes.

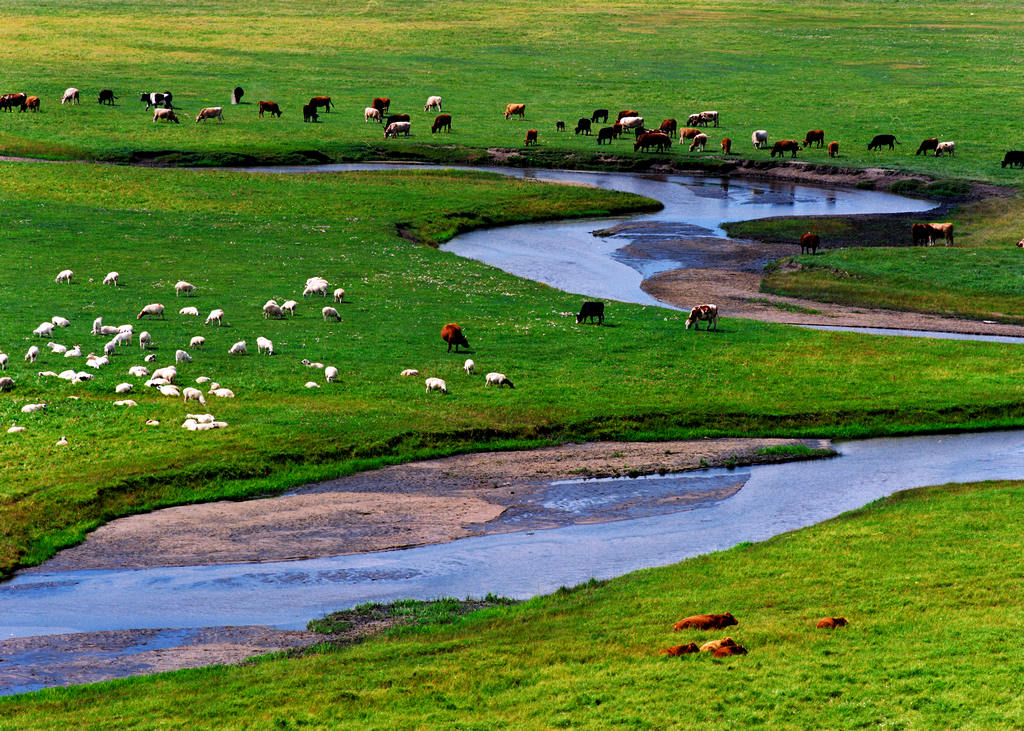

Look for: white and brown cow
[195,106,223,123]
[685,304,719,331]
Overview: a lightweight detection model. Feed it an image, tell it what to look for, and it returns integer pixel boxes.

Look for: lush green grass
[5,479,1024,728]
[0,161,1021,578]
[1,0,1024,183]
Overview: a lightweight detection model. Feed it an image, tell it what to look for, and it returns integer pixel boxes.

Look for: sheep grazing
[25,345,39,363]
[425,377,448,394]
[282,300,297,316]
[128,365,150,378]
[333,288,345,303]
[263,303,284,319]
[256,336,274,355]
[103,341,116,357]
[322,306,341,322]
[51,316,71,328]
[159,384,181,397]
[21,403,46,413]
[55,269,74,284]
[0,377,13,392]
[0,354,7,371]
[175,280,196,297]
[103,271,119,286]
[400,369,420,377]
[113,331,132,346]
[325,366,338,383]
[33,322,55,338]
[205,309,225,326]
[190,336,205,349]
[463,359,474,375]
[305,381,320,388]
[114,399,138,407]
[175,349,192,363]
[182,387,206,405]
[139,331,152,349]
[179,306,200,316]
[228,340,247,355]
[211,387,235,398]
[152,366,177,382]
[115,383,133,394]
[137,303,165,320]
[485,372,515,389]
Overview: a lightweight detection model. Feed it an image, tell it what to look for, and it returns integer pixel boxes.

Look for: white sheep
[301,359,324,368]
[88,355,110,369]
[190,336,205,349]
[305,381,321,388]
[179,306,200,316]
[64,345,82,358]
[145,377,169,387]
[51,316,71,328]
[175,280,196,297]
[425,377,448,394]
[103,271,119,286]
[205,308,224,326]
[229,340,247,355]
[263,303,285,319]
[114,399,138,407]
[55,435,68,446]
[0,377,13,392]
[145,419,160,425]
[181,419,199,431]
[47,342,67,354]
[103,341,117,357]
[211,387,235,398]
[282,300,297,316]
[21,403,46,413]
[91,317,103,335]
[128,365,150,378]
[463,359,475,375]
[117,324,133,334]
[55,269,73,284]
[333,287,345,303]
[400,369,420,377]
[256,336,274,355]
[159,384,181,397]
[0,354,7,371]
[33,322,55,338]
[152,366,177,382]
[97,325,119,336]
[115,383,133,394]
[485,372,515,389]
[302,278,329,297]
[7,425,25,433]
[322,306,341,322]
[325,366,338,383]
[58,369,77,380]
[137,303,165,320]
[38,371,58,378]
[73,371,93,382]
[25,345,39,363]
[113,331,132,346]
[187,413,215,423]
[139,331,152,350]
[175,349,192,363]
[182,387,206,405]
[144,354,157,363]
[195,376,211,384]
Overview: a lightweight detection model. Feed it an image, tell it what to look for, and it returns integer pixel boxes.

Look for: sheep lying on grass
[179,306,200,316]
[400,369,419,377]
[0,377,14,392]
[51,316,70,328]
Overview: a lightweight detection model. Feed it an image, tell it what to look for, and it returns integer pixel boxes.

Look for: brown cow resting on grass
[673,612,736,630]
[816,617,849,629]
[713,644,748,658]
[659,643,699,656]
[699,637,736,653]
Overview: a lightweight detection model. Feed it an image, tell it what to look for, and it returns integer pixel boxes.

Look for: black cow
[576,301,605,324]
[591,108,609,123]
[597,127,615,145]
[916,138,939,155]
[1001,151,1024,168]
[302,103,319,123]
[232,86,244,104]
[867,134,900,151]
[98,89,116,105]
[575,118,592,135]
[555,120,565,132]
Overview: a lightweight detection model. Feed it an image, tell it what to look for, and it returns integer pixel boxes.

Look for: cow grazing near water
[431,114,452,133]
[751,129,768,149]
[689,133,708,152]
[800,233,820,254]
[1002,151,1024,168]
[524,128,538,146]
[372,97,390,115]
[934,141,955,157]
[635,131,671,152]
[424,95,442,112]
[141,91,172,110]
[770,140,800,158]
[441,323,469,353]
[302,104,319,123]
[153,108,179,123]
[597,126,615,145]
[916,138,939,156]
[98,89,117,105]
[828,141,839,158]
[504,103,526,120]
[258,101,282,118]
[195,107,223,123]
[591,109,608,123]
[867,134,900,150]
[575,117,592,135]
[912,222,954,246]
[721,137,732,154]
[385,121,411,138]
[685,304,719,331]
[308,96,333,113]
[576,301,604,324]
[673,612,736,631]
[803,130,824,148]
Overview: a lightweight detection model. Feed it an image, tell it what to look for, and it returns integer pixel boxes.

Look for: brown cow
[659,118,677,134]
[915,138,939,156]
[912,222,954,246]
[504,103,526,120]
[524,128,538,146]
[828,141,839,158]
[441,323,469,353]
[678,127,701,140]
[616,109,638,122]
[713,644,748,658]
[800,233,820,254]
[634,131,671,153]
[803,130,825,148]
[258,101,282,118]
[659,643,699,656]
[24,96,40,112]
[770,140,800,158]
[689,133,708,152]
[372,97,390,114]
[721,137,732,154]
[673,612,737,631]
[308,96,333,113]
[431,114,452,133]
[816,617,849,629]
[699,637,736,653]
[685,304,719,331]
[1,93,27,112]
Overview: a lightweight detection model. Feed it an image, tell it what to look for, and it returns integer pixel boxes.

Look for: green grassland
[4,479,1024,729]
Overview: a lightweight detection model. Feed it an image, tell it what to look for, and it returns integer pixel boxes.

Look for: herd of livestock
[5,86,1024,166]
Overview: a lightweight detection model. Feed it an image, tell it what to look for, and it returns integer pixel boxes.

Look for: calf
[308,96,333,112]
[153,108,179,123]
[597,126,615,145]
[385,121,411,138]
[828,141,839,158]
[1002,150,1024,168]
[659,643,700,656]
[575,117,592,135]
[441,323,469,353]
[934,141,955,157]
[816,617,849,629]
[673,612,736,631]
[800,232,820,254]
[576,301,604,324]
[916,138,939,155]
[98,89,116,105]
[61,87,80,105]
[802,129,824,148]
[713,644,748,658]
[770,139,800,158]
[524,128,538,146]
[258,101,282,118]
[24,96,40,112]
[867,134,900,150]
[685,304,719,331]
[424,95,442,112]
[679,127,701,141]
[504,103,526,120]
[591,108,608,123]
[555,120,565,132]
[302,103,319,123]
[431,114,452,133]
[721,137,732,154]
[195,106,223,123]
